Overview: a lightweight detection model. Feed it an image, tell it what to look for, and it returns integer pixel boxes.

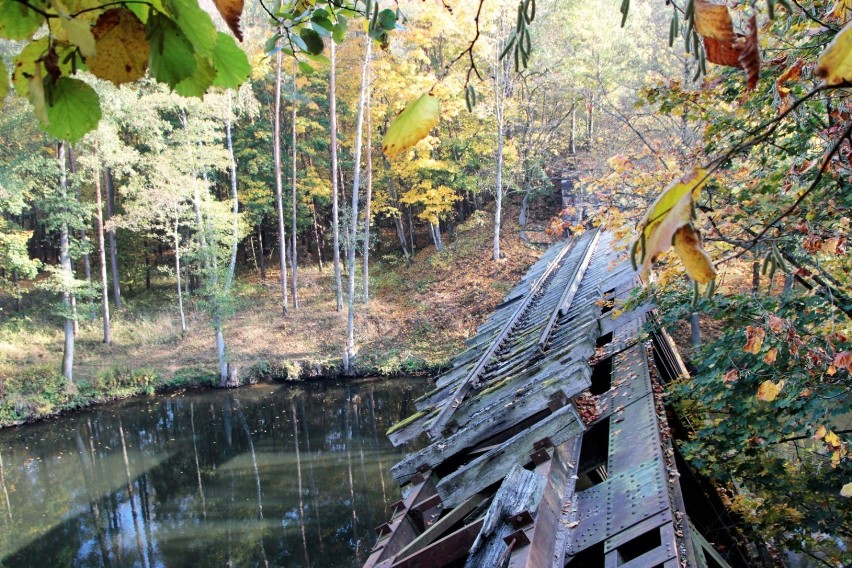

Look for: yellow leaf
[814,425,827,440]
[841,482,852,497]
[817,20,852,86]
[635,169,708,282]
[756,379,783,401]
[86,8,149,85]
[743,325,765,354]
[382,93,440,159]
[694,0,735,41]
[212,0,244,41]
[27,63,48,126]
[825,430,841,448]
[672,225,716,284]
[832,450,841,467]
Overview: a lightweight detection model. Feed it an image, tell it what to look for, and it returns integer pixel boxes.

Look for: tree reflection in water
[0,377,428,567]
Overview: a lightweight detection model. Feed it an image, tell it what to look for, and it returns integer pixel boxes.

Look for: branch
[441,0,484,87]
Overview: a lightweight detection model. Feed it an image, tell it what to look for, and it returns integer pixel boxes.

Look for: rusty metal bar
[538,228,602,352]
[426,238,577,439]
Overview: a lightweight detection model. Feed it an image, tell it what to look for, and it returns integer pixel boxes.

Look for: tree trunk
[258,222,267,281]
[493,52,506,261]
[273,36,290,315]
[103,166,121,309]
[752,254,760,292]
[174,213,187,334]
[690,312,701,347]
[69,147,93,318]
[225,90,240,290]
[586,98,594,149]
[430,222,445,253]
[311,201,324,272]
[93,150,111,345]
[362,61,373,305]
[291,60,300,309]
[345,37,372,375]
[330,40,344,311]
[58,142,75,382]
[569,105,577,154]
[518,188,530,245]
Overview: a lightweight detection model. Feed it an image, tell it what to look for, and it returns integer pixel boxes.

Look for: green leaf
[378,8,396,31]
[211,31,250,88]
[12,38,49,96]
[44,76,102,142]
[27,64,48,125]
[382,93,440,159]
[175,53,216,97]
[0,0,43,40]
[303,51,330,66]
[0,59,7,109]
[289,31,308,52]
[147,13,196,87]
[127,0,165,23]
[298,60,313,74]
[332,16,347,43]
[166,0,218,56]
[311,17,333,36]
[299,28,324,55]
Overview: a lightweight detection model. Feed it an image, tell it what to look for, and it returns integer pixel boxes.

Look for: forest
[0,0,850,565]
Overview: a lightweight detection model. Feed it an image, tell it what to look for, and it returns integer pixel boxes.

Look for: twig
[439,0,485,88]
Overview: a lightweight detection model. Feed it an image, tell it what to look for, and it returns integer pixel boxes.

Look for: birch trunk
[273,34,290,315]
[225,90,239,290]
[362,61,373,304]
[58,142,75,381]
[103,166,121,308]
[493,51,507,261]
[330,40,343,311]
[93,150,111,345]
[291,60,300,308]
[174,213,186,334]
[344,37,372,375]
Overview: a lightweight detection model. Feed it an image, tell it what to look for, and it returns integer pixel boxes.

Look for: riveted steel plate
[567,459,670,554]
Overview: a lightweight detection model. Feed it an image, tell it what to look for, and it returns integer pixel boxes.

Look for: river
[0,377,429,567]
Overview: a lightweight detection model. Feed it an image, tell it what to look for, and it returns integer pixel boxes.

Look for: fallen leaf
[768,315,786,333]
[841,482,852,497]
[825,430,841,448]
[724,369,738,383]
[814,425,827,440]
[382,93,440,159]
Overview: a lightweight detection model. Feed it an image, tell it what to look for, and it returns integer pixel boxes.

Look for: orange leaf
[694,0,735,41]
[764,348,778,364]
[724,369,738,383]
[212,0,244,41]
[744,326,766,354]
[834,350,852,371]
[673,225,717,284]
[768,315,786,334]
[814,425,827,440]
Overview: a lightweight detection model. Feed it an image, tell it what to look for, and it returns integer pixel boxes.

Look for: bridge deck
[364,231,739,568]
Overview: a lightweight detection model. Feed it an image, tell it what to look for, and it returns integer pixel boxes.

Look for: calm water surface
[0,377,429,567]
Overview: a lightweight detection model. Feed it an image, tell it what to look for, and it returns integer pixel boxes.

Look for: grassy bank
[0,209,545,428]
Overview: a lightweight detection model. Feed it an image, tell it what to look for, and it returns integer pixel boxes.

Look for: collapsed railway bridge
[364,230,761,568]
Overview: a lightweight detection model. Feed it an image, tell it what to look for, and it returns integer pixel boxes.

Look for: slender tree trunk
[330,40,344,311]
[311,202,324,272]
[69,147,94,320]
[408,206,415,254]
[569,105,577,154]
[257,223,267,282]
[493,55,506,261]
[103,166,121,308]
[225,90,240,290]
[362,62,373,305]
[430,222,445,253]
[586,98,594,149]
[58,142,75,381]
[273,34,290,315]
[291,60,300,308]
[93,151,111,345]
[174,213,186,334]
[344,36,371,375]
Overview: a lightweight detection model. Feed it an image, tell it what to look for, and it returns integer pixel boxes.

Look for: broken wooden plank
[436,403,585,508]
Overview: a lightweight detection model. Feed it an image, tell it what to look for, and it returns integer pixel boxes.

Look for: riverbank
[0,209,546,428]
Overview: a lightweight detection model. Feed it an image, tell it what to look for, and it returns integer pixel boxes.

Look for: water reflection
[0,378,428,567]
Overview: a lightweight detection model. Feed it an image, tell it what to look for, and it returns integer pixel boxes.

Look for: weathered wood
[393,492,488,562]
[392,517,486,568]
[436,403,584,508]
[427,239,577,439]
[392,366,589,485]
[465,465,547,568]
